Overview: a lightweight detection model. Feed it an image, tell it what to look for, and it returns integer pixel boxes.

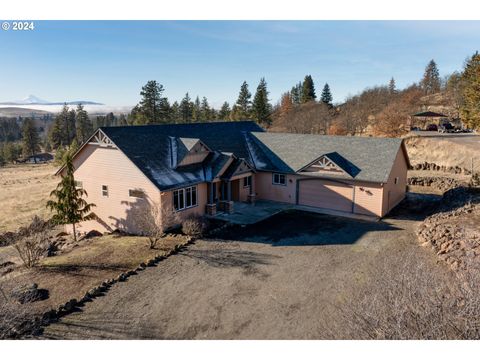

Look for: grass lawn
[0,163,58,232]
[0,233,189,319]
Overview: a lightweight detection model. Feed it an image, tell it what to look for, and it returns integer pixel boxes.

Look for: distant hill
[0,107,52,117]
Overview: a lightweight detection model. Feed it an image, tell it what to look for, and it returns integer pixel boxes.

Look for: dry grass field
[0,163,58,233]
[405,135,480,172]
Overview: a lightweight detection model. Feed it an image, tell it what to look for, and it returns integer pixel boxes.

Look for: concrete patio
[208,200,379,225]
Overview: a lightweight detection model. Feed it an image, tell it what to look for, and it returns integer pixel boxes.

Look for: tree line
[272,53,480,137]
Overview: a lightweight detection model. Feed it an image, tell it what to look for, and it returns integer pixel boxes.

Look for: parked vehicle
[410,126,421,131]
[426,124,438,131]
[438,122,455,133]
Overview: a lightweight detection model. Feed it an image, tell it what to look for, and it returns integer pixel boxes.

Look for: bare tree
[131,201,179,249]
[13,216,51,268]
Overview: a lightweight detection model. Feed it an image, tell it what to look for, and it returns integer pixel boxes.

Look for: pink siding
[255,172,297,204]
[256,171,387,217]
[160,183,208,221]
[69,144,162,234]
[298,179,353,212]
[353,182,383,217]
[382,146,408,216]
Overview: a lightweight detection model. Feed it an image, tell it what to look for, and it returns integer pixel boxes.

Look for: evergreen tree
[301,75,316,103]
[219,102,231,120]
[192,96,201,122]
[388,77,397,94]
[460,52,480,129]
[320,83,333,107]
[171,101,180,123]
[21,118,40,159]
[200,97,211,121]
[252,78,272,126]
[138,80,166,123]
[49,104,71,149]
[234,81,252,119]
[180,93,193,123]
[75,104,93,144]
[290,82,302,105]
[2,142,21,163]
[47,154,96,241]
[421,59,441,94]
[105,112,115,127]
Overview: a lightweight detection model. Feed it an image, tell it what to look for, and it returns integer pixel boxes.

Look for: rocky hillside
[417,188,480,271]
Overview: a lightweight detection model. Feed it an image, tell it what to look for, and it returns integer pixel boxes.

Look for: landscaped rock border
[11,235,194,339]
[411,161,471,175]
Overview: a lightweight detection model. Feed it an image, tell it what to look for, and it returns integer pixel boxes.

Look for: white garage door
[298,179,354,213]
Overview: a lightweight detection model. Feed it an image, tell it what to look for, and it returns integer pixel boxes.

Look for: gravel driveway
[42,207,433,339]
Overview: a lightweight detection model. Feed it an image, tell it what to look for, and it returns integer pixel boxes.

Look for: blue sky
[1,21,479,107]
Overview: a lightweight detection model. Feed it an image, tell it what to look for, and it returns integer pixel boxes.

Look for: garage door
[298,179,354,213]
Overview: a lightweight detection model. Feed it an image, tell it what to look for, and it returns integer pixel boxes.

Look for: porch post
[209,182,214,204]
[227,180,232,201]
[247,174,256,204]
[206,182,217,216]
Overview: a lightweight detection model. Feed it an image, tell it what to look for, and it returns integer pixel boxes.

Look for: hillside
[0,107,52,117]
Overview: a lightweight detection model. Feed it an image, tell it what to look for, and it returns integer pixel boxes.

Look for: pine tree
[49,104,71,149]
[421,60,441,95]
[234,81,252,119]
[301,75,316,103]
[75,104,93,144]
[180,93,193,123]
[171,101,180,123]
[388,77,397,94]
[192,96,201,122]
[320,83,333,107]
[219,102,231,120]
[2,142,21,163]
[138,80,165,123]
[252,78,272,126]
[47,154,96,241]
[21,118,40,159]
[200,97,211,121]
[290,82,302,105]
[460,52,480,129]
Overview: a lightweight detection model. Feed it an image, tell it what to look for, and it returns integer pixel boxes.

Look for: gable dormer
[173,137,211,168]
[298,152,361,178]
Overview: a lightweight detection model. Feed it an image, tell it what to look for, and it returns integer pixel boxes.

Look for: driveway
[42,202,437,339]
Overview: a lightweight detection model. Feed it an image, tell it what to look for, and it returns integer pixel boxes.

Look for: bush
[13,216,51,268]
[182,216,207,238]
[324,249,480,339]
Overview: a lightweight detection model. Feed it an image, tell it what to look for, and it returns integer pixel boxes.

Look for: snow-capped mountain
[0,95,103,106]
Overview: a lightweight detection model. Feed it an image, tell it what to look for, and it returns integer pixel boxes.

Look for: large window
[173,186,197,211]
[243,176,252,188]
[272,173,286,186]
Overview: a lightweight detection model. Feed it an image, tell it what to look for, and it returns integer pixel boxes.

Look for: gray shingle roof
[100,121,263,190]
[247,132,404,183]
[95,121,404,190]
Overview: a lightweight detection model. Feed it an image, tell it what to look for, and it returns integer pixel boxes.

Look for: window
[74,180,83,189]
[173,186,197,211]
[394,177,399,185]
[102,185,108,197]
[129,189,145,198]
[272,173,286,186]
[243,176,252,188]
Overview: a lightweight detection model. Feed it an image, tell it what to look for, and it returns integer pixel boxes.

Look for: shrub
[324,249,480,339]
[182,216,207,238]
[14,216,51,268]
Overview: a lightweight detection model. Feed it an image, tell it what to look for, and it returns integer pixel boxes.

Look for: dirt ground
[0,163,58,232]
[41,196,444,339]
[0,234,188,325]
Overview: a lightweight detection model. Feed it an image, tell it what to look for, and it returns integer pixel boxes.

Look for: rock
[56,231,69,238]
[42,309,58,323]
[11,283,49,304]
[146,259,156,266]
[87,287,101,297]
[80,230,102,240]
[63,299,78,312]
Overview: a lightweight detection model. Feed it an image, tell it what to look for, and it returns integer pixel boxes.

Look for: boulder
[11,283,49,304]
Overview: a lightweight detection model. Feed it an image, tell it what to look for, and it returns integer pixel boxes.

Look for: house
[57,121,410,234]
[16,152,54,164]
